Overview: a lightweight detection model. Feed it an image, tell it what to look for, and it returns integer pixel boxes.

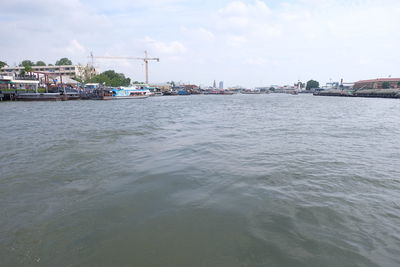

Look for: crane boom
[94,56,159,61]
[91,51,159,84]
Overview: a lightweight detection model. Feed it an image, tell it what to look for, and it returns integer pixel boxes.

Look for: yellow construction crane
[90,51,159,84]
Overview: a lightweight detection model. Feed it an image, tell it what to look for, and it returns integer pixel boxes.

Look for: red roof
[355,78,400,83]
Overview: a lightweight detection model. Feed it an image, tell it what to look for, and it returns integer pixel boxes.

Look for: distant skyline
[2,0,400,87]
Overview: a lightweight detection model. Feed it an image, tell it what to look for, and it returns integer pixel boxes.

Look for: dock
[314,89,400,99]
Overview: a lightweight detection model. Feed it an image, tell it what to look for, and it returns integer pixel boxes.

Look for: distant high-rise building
[213,80,216,88]
[219,81,224,89]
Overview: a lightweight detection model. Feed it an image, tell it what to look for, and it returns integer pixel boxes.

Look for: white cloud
[216,0,272,33]
[226,35,247,47]
[244,58,266,66]
[155,41,186,55]
[218,0,271,17]
[218,1,249,17]
[181,27,215,42]
[65,39,86,55]
[92,0,185,9]
[143,37,186,55]
[2,0,400,86]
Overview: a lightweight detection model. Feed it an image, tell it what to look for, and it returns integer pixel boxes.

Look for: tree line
[306,80,319,90]
[86,70,131,87]
[0,58,131,86]
[0,58,73,69]
[19,58,73,67]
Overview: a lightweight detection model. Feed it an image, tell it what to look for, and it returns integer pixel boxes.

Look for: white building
[0,64,96,80]
[0,75,39,91]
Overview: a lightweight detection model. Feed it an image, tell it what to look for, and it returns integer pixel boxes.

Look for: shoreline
[314,89,400,99]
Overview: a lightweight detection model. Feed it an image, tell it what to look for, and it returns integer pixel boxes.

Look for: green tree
[20,64,33,76]
[55,58,72,65]
[35,61,46,66]
[306,80,319,90]
[0,61,6,68]
[382,81,391,89]
[397,82,400,87]
[19,60,34,67]
[24,65,33,73]
[88,70,131,87]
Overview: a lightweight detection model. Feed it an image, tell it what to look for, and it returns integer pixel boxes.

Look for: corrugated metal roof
[355,78,400,83]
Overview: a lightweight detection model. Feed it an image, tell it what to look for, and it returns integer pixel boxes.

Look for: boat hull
[16,93,63,101]
[112,96,149,100]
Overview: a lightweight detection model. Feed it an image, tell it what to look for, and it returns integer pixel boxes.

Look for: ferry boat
[111,86,150,99]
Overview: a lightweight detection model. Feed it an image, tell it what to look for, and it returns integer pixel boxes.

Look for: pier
[314,89,400,99]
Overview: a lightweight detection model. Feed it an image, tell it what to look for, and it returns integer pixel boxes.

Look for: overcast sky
[1,0,400,87]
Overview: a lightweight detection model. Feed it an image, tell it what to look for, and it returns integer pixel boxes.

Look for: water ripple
[1,95,400,266]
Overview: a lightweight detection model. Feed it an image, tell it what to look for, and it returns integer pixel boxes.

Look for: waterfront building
[322,82,340,89]
[255,87,272,93]
[0,64,96,81]
[272,85,298,94]
[0,75,39,91]
[149,83,172,92]
[184,84,200,90]
[228,86,245,92]
[219,81,224,89]
[47,75,79,85]
[341,82,354,89]
[353,78,400,89]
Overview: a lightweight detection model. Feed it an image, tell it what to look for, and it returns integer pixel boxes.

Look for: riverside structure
[313,77,400,99]
[0,64,96,79]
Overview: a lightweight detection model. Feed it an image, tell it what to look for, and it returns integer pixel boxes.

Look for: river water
[1,94,400,266]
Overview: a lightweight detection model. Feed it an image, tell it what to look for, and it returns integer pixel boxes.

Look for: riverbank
[3,88,400,102]
[314,89,400,99]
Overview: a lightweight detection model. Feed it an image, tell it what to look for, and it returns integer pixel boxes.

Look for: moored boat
[16,93,64,101]
[111,86,150,99]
